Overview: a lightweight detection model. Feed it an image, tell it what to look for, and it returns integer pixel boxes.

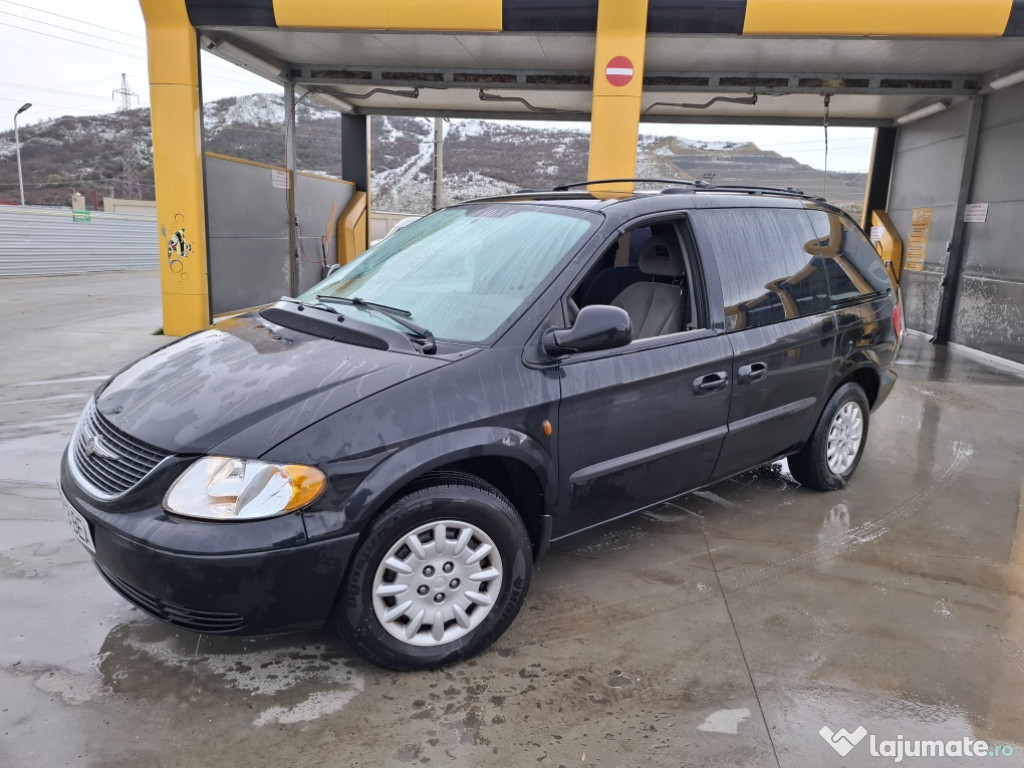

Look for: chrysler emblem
[83,433,118,461]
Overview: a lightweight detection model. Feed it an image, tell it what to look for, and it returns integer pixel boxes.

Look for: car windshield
[298,203,598,343]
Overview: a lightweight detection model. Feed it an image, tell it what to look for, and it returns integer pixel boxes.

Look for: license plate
[62,492,96,554]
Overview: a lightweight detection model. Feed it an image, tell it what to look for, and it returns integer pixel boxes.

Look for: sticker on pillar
[964,203,988,223]
[605,56,634,87]
[166,214,193,278]
[905,207,932,273]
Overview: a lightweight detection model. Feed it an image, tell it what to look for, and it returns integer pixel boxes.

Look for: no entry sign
[605,56,634,87]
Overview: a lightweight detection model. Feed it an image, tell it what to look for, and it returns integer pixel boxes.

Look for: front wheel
[335,475,532,670]
[788,383,870,491]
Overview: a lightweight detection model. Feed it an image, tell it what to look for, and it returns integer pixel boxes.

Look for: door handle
[737,362,768,385]
[693,371,729,395]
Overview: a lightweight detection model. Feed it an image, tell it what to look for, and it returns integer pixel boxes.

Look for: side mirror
[542,305,632,357]
[326,263,341,277]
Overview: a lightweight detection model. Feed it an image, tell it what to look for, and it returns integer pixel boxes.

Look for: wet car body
[61,188,899,660]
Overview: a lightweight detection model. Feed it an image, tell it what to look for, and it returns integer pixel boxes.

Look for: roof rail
[551,178,711,192]
[550,178,825,202]
[459,189,597,205]
[699,185,825,201]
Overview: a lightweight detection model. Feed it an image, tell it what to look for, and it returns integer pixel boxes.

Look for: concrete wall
[889,88,1024,364]
[204,154,354,315]
[888,102,969,337]
[953,83,1024,363]
[103,198,157,216]
[369,211,419,243]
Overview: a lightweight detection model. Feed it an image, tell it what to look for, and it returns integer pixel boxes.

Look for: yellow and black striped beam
[183,0,1024,37]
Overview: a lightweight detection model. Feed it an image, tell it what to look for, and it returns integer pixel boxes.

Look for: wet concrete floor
[2,271,1023,767]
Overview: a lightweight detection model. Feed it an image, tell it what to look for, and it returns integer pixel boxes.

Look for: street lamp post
[14,102,32,206]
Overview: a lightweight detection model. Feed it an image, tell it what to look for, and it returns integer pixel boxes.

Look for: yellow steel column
[140,0,210,336]
[587,0,650,198]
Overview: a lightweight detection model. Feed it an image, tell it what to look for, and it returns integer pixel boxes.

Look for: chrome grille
[71,402,169,498]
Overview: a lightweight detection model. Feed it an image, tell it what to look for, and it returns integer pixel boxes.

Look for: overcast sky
[0,0,874,172]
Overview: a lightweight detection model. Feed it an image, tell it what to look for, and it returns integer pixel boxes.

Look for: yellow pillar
[338,191,369,265]
[140,0,210,336]
[587,0,650,198]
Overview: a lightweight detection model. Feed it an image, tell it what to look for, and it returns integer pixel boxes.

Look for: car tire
[335,473,533,671]
[787,382,870,491]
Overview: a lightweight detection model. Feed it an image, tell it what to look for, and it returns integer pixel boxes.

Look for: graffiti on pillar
[164,213,193,280]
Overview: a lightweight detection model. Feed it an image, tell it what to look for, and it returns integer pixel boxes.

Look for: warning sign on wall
[271,170,290,189]
[905,207,932,272]
[964,203,989,223]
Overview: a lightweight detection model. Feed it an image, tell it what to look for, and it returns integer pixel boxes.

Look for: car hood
[95,314,447,455]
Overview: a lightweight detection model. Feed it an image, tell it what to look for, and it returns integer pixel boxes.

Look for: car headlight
[164,457,327,521]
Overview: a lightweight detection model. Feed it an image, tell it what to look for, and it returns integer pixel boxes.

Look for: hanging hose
[296,220,325,264]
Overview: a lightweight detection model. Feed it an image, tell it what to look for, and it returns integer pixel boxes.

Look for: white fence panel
[0,206,159,277]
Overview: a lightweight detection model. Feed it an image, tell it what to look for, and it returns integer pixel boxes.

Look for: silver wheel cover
[372,520,503,647]
[826,401,864,476]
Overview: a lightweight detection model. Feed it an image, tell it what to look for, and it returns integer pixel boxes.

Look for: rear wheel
[335,475,532,670]
[788,383,870,491]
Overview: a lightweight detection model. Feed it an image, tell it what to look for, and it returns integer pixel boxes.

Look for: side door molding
[569,425,729,485]
[728,396,817,434]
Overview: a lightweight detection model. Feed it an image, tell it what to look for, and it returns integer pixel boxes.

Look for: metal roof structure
[192,1,1024,126]
[142,0,1024,335]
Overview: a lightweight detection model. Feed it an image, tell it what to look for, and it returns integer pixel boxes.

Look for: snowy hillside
[0,93,866,216]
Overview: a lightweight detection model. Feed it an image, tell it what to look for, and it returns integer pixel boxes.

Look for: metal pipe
[645,94,759,112]
[432,117,444,211]
[14,102,31,206]
[285,81,297,296]
[477,89,566,114]
[352,107,888,127]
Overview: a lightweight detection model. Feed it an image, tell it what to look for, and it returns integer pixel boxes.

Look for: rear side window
[698,208,831,331]
[805,210,893,303]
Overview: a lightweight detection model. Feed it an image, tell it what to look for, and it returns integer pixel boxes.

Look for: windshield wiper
[316,295,412,317]
[314,295,436,354]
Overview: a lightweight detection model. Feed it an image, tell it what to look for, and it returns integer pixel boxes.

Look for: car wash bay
[145,0,1024,370]
[3,0,1024,765]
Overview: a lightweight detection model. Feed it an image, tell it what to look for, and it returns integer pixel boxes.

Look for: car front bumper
[61,454,359,636]
[90,523,359,635]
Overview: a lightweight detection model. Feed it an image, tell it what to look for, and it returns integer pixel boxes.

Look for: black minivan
[61,183,900,670]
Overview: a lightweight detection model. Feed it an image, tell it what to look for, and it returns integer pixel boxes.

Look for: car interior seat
[610,235,688,339]
[581,265,646,306]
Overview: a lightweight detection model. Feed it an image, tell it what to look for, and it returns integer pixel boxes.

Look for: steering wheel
[567,298,580,324]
